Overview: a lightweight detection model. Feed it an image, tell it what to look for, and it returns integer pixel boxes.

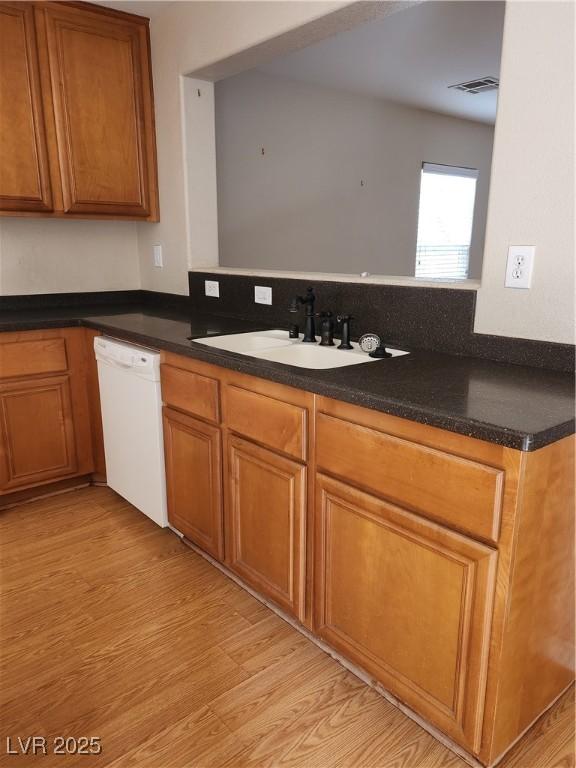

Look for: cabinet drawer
[316,412,504,542]
[161,364,220,424]
[0,338,68,379]
[224,385,307,461]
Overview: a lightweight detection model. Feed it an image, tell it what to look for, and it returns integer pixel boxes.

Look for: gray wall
[215,71,495,279]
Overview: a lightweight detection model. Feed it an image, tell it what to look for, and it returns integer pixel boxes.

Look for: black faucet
[337,315,353,349]
[318,311,335,346]
[289,287,316,342]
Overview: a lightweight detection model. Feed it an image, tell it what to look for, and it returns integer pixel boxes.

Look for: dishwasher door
[94,336,167,527]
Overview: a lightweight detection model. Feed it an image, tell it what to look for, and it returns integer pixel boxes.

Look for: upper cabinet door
[0,3,53,212]
[40,3,158,218]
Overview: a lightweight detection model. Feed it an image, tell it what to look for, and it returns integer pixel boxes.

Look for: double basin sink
[193,329,408,370]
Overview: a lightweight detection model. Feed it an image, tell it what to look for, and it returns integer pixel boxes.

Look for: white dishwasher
[94,336,168,527]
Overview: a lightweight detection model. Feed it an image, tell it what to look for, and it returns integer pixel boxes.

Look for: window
[415,163,479,280]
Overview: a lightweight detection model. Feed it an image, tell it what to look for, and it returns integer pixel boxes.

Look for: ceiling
[257,1,505,125]
[93,1,173,19]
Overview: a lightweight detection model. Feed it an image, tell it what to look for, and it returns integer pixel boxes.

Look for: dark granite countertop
[0,303,573,451]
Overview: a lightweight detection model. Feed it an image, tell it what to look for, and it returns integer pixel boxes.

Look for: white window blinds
[415,163,479,280]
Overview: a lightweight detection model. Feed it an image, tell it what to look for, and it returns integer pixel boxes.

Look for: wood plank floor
[1,487,573,768]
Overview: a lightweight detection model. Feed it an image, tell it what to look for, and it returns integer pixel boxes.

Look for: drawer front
[224,385,307,461]
[161,364,220,424]
[316,412,504,542]
[0,338,68,379]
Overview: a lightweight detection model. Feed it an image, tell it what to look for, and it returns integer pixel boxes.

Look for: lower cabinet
[158,353,573,766]
[0,374,77,491]
[227,435,306,621]
[314,473,497,752]
[163,407,224,560]
[0,328,96,498]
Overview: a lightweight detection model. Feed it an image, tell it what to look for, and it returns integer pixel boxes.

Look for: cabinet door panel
[0,375,77,492]
[42,4,155,217]
[0,2,52,212]
[315,474,497,752]
[228,436,306,620]
[163,408,223,560]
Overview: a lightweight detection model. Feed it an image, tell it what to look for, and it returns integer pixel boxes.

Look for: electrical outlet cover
[153,244,163,268]
[205,280,220,298]
[505,245,535,289]
[254,286,272,305]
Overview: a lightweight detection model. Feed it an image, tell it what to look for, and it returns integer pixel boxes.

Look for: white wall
[2,1,573,345]
[142,0,574,344]
[137,0,382,295]
[0,1,354,297]
[475,0,575,344]
[0,219,140,295]
[215,70,494,278]
[182,78,220,276]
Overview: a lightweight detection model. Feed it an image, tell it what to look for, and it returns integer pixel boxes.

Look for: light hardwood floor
[1,487,573,768]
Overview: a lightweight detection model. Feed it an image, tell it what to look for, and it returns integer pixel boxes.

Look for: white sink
[194,329,292,354]
[193,329,408,370]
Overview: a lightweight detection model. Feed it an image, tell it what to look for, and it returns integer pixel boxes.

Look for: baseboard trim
[487,683,575,767]
[0,476,92,510]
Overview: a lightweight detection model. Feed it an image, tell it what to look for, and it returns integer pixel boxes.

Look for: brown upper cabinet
[0,3,53,212]
[0,1,159,220]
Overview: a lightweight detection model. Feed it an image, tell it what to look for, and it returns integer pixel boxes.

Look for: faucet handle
[337,315,353,350]
[302,287,315,305]
[318,311,335,347]
[294,286,315,306]
[288,297,299,313]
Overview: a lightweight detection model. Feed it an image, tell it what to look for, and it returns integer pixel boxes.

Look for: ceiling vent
[448,77,499,94]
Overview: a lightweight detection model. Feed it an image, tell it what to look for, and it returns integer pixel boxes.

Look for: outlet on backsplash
[255,286,273,305]
[205,280,220,298]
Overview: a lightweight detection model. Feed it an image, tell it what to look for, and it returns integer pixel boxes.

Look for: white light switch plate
[254,285,272,305]
[505,245,535,289]
[153,244,163,268]
[205,280,220,298]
